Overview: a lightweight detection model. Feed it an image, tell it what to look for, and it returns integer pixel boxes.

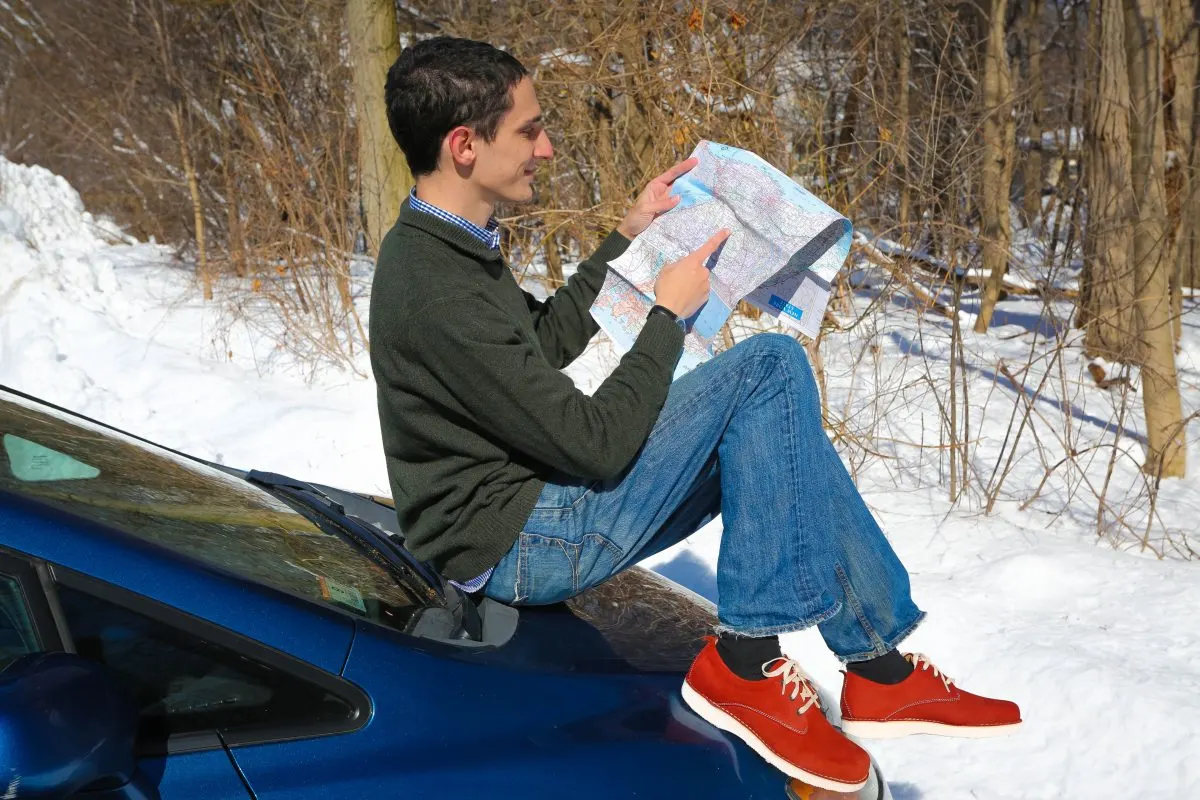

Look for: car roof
[0,383,238,476]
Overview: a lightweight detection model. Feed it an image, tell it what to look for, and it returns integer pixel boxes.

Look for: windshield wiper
[245,470,443,597]
[246,470,344,512]
[245,471,484,642]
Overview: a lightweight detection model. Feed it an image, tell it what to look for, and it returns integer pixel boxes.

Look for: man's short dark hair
[385,37,529,176]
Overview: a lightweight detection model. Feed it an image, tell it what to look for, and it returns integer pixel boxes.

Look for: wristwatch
[648,304,688,333]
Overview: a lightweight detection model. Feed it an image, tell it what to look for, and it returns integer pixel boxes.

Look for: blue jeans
[482,333,924,662]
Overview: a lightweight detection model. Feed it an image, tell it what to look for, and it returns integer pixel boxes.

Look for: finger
[690,229,731,262]
[656,156,699,186]
[649,194,681,213]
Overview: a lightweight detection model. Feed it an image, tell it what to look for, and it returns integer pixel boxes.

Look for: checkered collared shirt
[408,188,501,251]
[406,187,498,595]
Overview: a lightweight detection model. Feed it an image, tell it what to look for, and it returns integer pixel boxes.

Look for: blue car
[0,385,889,799]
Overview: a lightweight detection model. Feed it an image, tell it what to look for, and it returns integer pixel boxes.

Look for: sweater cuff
[574,231,632,292]
[589,230,632,265]
[633,308,686,369]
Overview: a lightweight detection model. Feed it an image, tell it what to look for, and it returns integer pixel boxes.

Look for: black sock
[716,635,782,681]
[845,650,914,685]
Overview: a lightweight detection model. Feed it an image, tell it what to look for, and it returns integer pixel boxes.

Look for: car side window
[0,574,39,670]
[55,583,362,753]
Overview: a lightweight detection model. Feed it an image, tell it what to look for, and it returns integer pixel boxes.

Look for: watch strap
[648,304,687,332]
[648,304,678,321]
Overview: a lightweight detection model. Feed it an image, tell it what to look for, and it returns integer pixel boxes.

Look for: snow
[536,47,593,68]
[3,156,1200,798]
[1016,127,1084,153]
[681,81,757,113]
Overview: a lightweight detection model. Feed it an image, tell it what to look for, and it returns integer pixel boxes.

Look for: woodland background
[2,0,1196,552]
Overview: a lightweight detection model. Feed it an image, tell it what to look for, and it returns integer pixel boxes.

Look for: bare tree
[1125,0,1187,478]
[1080,0,1138,362]
[894,12,913,240]
[1021,0,1046,227]
[974,0,1017,332]
[348,0,412,254]
[1164,0,1199,341]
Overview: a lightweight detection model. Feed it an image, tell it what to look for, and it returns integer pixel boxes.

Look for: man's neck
[413,176,496,230]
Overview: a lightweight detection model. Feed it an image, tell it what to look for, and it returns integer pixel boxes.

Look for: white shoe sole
[841,718,1023,739]
[681,681,869,793]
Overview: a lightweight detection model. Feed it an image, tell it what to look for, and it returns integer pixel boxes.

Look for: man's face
[469,77,553,204]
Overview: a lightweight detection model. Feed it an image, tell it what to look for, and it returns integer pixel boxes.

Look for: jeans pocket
[516,531,624,604]
[573,532,625,594]
[529,477,599,514]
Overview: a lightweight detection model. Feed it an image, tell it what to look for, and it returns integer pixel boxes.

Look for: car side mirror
[0,651,160,799]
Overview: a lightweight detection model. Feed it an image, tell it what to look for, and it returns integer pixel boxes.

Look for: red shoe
[840,653,1022,738]
[682,638,871,792]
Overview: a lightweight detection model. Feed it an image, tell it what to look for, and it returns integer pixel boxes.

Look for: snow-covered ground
[2,156,1198,798]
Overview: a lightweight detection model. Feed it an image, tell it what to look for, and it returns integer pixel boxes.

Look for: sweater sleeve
[408,294,684,481]
[522,231,630,369]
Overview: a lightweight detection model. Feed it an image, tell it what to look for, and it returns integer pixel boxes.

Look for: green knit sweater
[369,201,685,581]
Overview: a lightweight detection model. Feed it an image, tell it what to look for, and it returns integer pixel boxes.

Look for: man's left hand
[616,157,699,240]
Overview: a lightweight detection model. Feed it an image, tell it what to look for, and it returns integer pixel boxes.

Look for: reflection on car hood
[563,566,717,672]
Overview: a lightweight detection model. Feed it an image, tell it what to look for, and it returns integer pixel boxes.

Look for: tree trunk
[1080,0,1138,361]
[832,51,865,210]
[896,20,912,243]
[1022,0,1045,228]
[1192,90,1200,289]
[168,102,210,301]
[973,0,1016,333]
[347,0,412,254]
[1165,0,1198,341]
[220,112,246,279]
[616,30,656,184]
[1125,0,1187,478]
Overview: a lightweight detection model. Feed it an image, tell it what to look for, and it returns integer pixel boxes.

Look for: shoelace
[761,657,820,715]
[908,653,955,692]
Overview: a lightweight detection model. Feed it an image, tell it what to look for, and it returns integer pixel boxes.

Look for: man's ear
[445,125,476,168]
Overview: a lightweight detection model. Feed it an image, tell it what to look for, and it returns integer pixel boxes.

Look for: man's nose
[535,129,554,160]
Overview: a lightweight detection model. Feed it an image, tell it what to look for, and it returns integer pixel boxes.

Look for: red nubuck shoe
[682,638,871,792]
[840,653,1022,738]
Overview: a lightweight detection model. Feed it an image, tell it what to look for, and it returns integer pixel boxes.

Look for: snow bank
[0,158,107,252]
[0,156,383,490]
[0,158,128,307]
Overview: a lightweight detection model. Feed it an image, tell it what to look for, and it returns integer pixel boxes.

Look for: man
[371,36,1021,793]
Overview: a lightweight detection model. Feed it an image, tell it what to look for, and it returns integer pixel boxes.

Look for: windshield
[0,391,428,631]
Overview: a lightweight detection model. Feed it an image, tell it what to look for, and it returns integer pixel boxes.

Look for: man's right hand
[653,229,731,319]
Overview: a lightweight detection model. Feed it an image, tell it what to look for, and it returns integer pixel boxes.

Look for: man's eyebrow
[519,114,543,130]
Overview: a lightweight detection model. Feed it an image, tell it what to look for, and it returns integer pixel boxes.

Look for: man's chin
[486,181,538,207]
[506,184,537,204]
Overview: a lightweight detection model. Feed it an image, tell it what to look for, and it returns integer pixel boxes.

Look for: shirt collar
[408,188,500,251]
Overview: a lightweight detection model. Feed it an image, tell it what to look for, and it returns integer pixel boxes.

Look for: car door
[47,566,376,800]
[0,547,253,799]
[0,550,61,670]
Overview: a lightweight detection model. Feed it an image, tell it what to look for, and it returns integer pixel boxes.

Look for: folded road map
[590,140,852,379]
